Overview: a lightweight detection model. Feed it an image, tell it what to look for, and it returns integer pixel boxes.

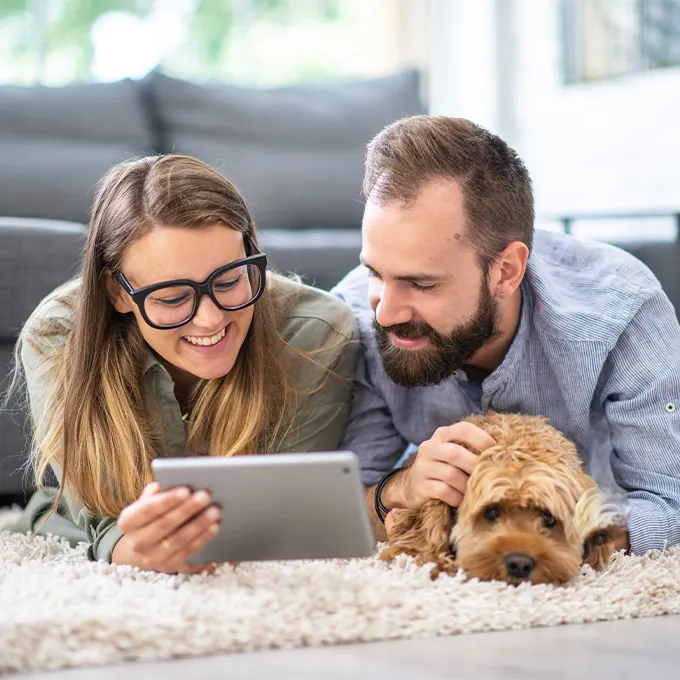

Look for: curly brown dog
[380,413,629,585]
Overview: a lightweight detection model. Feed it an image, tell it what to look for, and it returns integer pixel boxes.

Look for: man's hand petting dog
[387,422,497,512]
[112,482,223,574]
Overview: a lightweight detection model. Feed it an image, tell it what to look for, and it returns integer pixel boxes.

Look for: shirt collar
[142,348,163,376]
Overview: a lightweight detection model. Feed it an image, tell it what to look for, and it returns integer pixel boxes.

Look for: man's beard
[373,283,500,388]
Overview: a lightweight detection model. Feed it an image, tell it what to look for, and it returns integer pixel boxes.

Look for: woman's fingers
[118,486,193,533]
[116,484,224,574]
[145,504,221,566]
[179,522,222,564]
[140,482,160,499]
[134,491,220,552]
[129,491,215,552]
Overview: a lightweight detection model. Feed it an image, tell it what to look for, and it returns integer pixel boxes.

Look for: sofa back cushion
[144,70,424,230]
[619,240,680,314]
[0,79,154,225]
[0,218,86,341]
[0,218,86,494]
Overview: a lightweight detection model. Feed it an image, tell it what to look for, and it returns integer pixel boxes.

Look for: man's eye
[410,282,439,292]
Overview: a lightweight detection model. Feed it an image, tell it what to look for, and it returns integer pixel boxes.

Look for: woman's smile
[181,323,232,354]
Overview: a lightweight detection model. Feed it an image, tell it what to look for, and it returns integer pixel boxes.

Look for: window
[0,0,428,86]
[562,0,680,83]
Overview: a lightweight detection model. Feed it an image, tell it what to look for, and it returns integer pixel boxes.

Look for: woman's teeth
[183,326,227,346]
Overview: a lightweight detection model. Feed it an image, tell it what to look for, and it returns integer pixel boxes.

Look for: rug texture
[2,508,680,675]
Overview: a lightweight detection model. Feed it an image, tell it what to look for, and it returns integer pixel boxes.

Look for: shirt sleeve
[19,308,124,563]
[599,287,680,554]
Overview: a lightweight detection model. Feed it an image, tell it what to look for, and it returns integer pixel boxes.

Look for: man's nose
[374,286,412,328]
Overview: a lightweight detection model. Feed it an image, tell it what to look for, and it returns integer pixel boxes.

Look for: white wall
[428,0,680,238]
[428,0,502,133]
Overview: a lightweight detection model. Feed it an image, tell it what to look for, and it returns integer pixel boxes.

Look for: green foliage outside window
[0,0,356,85]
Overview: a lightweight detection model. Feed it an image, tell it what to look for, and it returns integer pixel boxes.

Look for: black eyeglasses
[114,239,267,330]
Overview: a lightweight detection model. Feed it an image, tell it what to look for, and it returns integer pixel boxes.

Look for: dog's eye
[483,505,501,523]
[591,531,609,546]
[540,510,557,528]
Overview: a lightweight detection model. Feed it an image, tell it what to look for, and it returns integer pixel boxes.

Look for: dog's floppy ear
[379,500,457,579]
[574,487,629,570]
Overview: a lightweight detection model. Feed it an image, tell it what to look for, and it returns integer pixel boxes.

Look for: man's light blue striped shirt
[332,229,680,555]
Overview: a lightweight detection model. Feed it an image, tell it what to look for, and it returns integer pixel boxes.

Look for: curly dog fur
[380,413,629,585]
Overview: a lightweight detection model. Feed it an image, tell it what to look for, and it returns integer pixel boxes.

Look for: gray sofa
[0,69,425,285]
[0,219,86,496]
[0,69,424,499]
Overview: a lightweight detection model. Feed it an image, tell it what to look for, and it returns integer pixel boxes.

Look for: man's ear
[491,241,529,296]
[103,269,134,315]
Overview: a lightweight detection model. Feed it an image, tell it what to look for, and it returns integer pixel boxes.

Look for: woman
[11,154,358,574]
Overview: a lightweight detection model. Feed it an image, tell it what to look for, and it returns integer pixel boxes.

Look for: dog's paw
[428,555,458,580]
[378,544,411,563]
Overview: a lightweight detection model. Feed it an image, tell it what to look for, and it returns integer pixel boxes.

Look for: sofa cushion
[617,240,680,314]
[258,228,362,291]
[0,218,86,340]
[0,342,31,494]
[0,79,154,225]
[0,218,86,495]
[143,70,424,230]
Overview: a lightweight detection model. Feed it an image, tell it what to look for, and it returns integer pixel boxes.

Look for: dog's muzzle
[503,552,536,580]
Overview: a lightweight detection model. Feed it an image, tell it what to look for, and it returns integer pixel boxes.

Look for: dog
[380,413,629,585]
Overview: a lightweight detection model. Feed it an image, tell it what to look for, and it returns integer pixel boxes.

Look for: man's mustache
[373,318,440,342]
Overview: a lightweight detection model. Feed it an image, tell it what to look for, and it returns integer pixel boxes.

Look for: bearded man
[333,115,680,556]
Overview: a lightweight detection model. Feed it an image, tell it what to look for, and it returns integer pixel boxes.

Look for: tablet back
[152,451,375,563]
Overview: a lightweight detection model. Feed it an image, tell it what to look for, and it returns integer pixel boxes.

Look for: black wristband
[374,468,404,524]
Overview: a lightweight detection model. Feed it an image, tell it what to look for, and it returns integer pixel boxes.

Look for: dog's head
[383,414,628,585]
[453,445,588,585]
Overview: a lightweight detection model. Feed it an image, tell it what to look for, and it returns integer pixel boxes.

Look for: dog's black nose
[504,552,536,580]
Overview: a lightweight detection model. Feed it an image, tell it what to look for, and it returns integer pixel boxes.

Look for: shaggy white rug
[2,508,680,676]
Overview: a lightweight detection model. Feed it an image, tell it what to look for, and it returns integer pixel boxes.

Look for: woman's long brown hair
[20,155,298,519]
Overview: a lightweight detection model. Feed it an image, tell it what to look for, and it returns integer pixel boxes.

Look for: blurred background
[1,0,680,502]
[1,0,679,238]
[429,0,680,243]
[0,0,426,87]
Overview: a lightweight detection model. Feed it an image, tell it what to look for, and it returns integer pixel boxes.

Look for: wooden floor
[14,613,680,680]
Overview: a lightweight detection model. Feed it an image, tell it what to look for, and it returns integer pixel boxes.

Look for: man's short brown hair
[363,116,535,272]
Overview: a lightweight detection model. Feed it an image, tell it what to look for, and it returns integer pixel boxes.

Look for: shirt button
[666,403,676,413]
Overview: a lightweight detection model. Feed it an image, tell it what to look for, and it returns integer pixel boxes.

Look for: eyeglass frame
[113,237,268,330]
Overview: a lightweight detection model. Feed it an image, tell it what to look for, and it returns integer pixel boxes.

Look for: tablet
[151,451,375,564]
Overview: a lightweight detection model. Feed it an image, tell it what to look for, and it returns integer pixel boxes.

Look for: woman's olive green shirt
[12,274,359,563]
